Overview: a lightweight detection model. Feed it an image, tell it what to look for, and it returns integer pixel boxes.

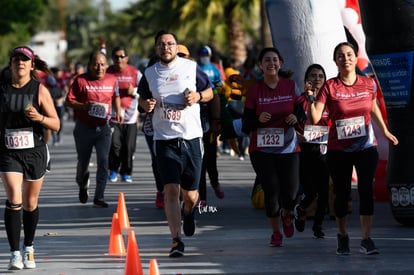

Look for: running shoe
[93,199,109,208]
[23,246,36,269]
[281,211,294,238]
[8,251,23,270]
[183,208,196,236]
[121,174,132,183]
[78,188,89,204]
[360,237,379,255]
[169,237,185,257]
[312,225,325,239]
[294,204,306,232]
[336,234,351,255]
[155,192,165,208]
[108,170,118,182]
[269,232,283,247]
[213,184,224,199]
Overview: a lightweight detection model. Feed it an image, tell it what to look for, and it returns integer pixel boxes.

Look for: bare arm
[184,87,214,106]
[113,96,122,123]
[25,85,60,131]
[307,100,325,125]
[138,97,156,113]
[371,99,398,145]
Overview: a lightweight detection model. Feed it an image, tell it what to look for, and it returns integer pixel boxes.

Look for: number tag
[5,127,35,149]
[257,128,284,147]
[304,125,329,144]
[335,116,366,140]
[88,102,109,119]
[160,103,186,122]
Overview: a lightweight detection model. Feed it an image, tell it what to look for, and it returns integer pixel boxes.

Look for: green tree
[97,0,266,63]
[0,0,47,67]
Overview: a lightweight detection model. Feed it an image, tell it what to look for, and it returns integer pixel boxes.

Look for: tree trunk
[225,4,247,63]
[261,0,273,47]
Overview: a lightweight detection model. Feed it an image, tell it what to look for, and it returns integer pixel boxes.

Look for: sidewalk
[0,120,413,274]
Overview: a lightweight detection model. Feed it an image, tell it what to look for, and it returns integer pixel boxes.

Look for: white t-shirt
[145,57,203,140]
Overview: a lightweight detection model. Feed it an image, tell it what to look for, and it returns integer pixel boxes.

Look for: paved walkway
[0,119,413,274]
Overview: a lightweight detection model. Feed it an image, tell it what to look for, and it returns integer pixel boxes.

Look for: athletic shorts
[155,137,203,191]
[0,145,49,180]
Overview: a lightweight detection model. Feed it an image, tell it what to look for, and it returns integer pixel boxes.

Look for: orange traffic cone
[148,259,160,275]
[124,230,143,275]
[117,192,131,230]
[108,213,126,256]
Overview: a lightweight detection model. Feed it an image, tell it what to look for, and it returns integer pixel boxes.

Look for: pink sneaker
[155,192,164,208]
[269,232,283,247]
[281,212,294,238]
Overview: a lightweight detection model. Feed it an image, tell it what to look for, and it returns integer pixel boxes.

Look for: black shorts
[155,138,203,191]
[0,145,49,180]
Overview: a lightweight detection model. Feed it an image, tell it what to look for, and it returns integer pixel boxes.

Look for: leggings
[299,144,329,226]
[250,151,299,217]
[327,147,378,218]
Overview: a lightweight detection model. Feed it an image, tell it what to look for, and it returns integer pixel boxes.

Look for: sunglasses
[113,54,127,59]
[12,55,31,62]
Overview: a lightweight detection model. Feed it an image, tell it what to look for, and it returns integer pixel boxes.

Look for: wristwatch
[198,91,203,103]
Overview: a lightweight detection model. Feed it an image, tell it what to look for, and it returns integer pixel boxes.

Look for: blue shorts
[155,137,203,191]
[0,145,49,180]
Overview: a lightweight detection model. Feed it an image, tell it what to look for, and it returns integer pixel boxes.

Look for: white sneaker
[8,251,23,270]
[23,246,36,269]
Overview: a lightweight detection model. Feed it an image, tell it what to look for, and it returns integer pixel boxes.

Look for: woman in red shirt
[242,47,301,247]
[308,42,398,255]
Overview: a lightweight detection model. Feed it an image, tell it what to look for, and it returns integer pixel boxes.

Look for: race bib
[257,128,284,147]
[88,102,109,119]
[304,125,329,144]
[160,103,186,122]
[5,127,35,149]
[335,116,366,140]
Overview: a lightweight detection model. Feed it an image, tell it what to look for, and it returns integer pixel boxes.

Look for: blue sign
[369,51,414,108]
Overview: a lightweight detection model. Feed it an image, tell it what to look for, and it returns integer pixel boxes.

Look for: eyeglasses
[309,73,325,79]
[113,54,127,59]
[156,42,177,49]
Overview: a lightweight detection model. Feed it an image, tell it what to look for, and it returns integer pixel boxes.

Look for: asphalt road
[0,119,413,275]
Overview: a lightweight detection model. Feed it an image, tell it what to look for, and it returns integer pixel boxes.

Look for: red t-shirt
[67,73,119,127]
[244,78,300,154]
[296,93,330,145]
[107,64,141,123]
[316,75,377,151]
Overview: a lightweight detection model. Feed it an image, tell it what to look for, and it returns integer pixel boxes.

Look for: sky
[110,0,133,11]
[96,0,137,11]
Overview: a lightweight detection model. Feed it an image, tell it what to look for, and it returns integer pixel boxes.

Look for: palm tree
[176,0,261,62]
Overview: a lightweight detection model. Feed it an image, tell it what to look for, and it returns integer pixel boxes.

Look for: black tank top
[0,79,45,151]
